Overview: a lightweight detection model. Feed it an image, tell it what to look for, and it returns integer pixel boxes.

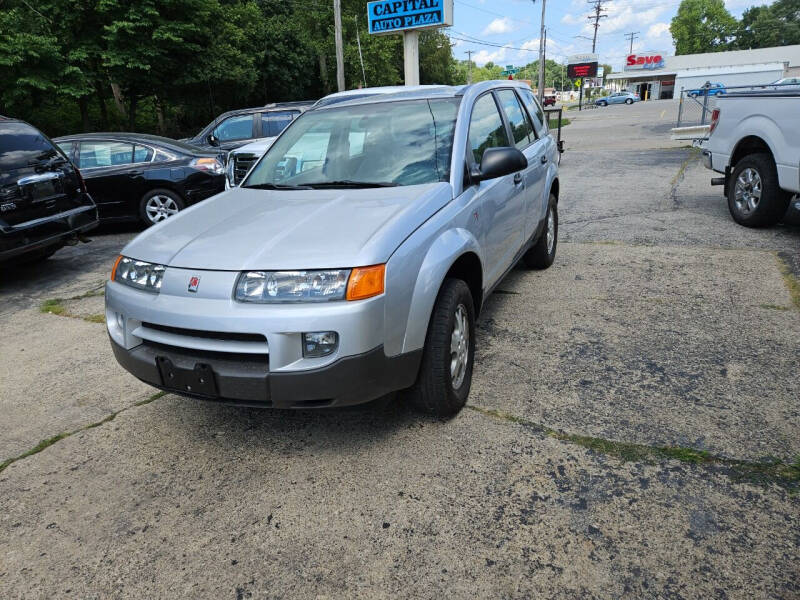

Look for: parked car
[765,77,800,89]
[0,117,98,263]
[183,102,314,151]
[54,133,226,226]
[225,137,275,188]
[106,82,561,415]
[701,89,800,227]
[543,95,557,107]
[687,82,726,97]
[594,92,640,106]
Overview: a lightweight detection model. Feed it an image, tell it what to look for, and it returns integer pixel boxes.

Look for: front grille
[233,153,258,185]
[141,339,268,365]
[142,322,265,343]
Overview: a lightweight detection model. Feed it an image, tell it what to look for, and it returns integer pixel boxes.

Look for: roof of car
[53,132,216,154]
[312,82,536,110]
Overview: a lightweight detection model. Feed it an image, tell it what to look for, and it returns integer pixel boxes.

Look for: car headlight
[111,256,166,293]
[235,270,351,303]
[226,153,236,186]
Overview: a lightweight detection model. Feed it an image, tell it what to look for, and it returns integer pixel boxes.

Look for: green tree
[732,0,800,49]
[670,0,737,55]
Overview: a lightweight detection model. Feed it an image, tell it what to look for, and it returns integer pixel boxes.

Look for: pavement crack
[0,391,167,476]
[775,252,800,310]
[668,147,701,205]
[40,286,106,324]
[466,404,800,493]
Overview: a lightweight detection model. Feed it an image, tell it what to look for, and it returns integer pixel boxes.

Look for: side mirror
[207,133,220,147]
[470,147,527,183]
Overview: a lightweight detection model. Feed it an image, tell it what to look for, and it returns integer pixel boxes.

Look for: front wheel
[523,194,558,269]
[404,279,475,417]
[140,189,185,226]
[598,101,607,107]
[727,153,791,227]
[625,98,633,104]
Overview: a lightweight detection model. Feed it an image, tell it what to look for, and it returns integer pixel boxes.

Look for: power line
[587,0,608,53]
[624,31,639,54]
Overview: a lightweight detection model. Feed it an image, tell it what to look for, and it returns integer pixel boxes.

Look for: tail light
[709,108,720,135]
[190,157,224,175]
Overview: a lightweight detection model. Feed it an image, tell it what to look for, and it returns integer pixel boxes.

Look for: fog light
[303,331,338,358]
[116,313,124,329]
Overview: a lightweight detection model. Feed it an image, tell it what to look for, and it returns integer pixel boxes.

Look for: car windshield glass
[244,98,460,189]
[0,122,60,170]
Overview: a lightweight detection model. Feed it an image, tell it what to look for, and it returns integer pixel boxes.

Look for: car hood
[232,137,276,155]
[122,183,452,270]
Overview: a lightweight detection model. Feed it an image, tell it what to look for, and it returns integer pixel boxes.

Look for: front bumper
[110,339,420,408]
[105,272,421,407]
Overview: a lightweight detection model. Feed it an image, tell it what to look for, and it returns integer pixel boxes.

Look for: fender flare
[401,227,483,354]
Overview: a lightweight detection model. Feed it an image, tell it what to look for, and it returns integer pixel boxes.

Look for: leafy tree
[670,0,737,55]
[732,0,800,49]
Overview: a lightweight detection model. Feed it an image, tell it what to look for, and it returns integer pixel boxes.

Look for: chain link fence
[676,82,799,127]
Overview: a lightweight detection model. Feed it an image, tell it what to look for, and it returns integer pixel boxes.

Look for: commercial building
[606,44,800,99]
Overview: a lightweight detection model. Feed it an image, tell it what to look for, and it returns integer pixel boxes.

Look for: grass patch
[547,117,570,128]
[467,405,800,493]
[776,255,800,311]
[83,314,106,323]
[0,391,169,476]
[39,298,67,316]
[759,304,790,311]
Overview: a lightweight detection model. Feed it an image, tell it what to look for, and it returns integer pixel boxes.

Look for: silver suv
[106,82,561,416]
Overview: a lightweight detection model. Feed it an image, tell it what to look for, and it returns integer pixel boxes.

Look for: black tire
[727,153,791,228]
[599,101,607,107]
[139,188,185,226]
[715,91,724,97]
[523,194,558,269]
[689,92,698,98]
[625,98,633,104]
[404,278,475,417]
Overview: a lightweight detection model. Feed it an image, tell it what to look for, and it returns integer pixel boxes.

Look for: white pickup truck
[701,90,800,227]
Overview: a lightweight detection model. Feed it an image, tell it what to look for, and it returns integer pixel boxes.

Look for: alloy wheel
[734,168,762,214]
[145,195,180,223]
[450,303,469,390]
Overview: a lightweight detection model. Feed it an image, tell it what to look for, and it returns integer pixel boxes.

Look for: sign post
[367,0,454,86]
[567,53,598,112]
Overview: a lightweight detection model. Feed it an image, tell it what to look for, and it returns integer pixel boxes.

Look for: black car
[0,117,98,263]
[54,133,226,226]
[183,101,314,151]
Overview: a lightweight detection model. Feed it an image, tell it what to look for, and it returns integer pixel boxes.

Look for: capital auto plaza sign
[368,0,454,35]
[625,52,666,70]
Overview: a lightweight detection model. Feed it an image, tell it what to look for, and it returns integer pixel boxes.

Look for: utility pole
[533,0,546,103]
[333,0,345,92]
[465,50,474,83]
[625,31,639,54]
[587,0,608,53]
[354,16,367,88]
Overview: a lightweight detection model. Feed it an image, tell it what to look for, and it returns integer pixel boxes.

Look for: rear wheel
[599,101,607,107]
[140,189,185,226]
[404,279,475,417]
[727,153,791,227]
[523,194,558,269]
[625,98,633,104]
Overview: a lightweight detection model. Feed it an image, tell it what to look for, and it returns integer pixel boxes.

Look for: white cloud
[561,13,581,25]
[473,46,510,66]
[647,22,671,40]
[482,17,517,36]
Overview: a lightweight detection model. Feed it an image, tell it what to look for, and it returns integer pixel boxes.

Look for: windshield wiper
[243,182,312,190]
[303,180,399,189]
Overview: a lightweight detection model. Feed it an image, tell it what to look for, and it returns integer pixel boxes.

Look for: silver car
[106,82,561,415]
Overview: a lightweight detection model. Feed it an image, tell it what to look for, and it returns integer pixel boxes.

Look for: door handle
[540,155,548,164]
[513,172,522,185]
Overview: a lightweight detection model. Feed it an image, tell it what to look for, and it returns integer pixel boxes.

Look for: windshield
[244,98,460,189]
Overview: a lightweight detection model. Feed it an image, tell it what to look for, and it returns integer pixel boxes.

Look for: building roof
[607,44,800,80]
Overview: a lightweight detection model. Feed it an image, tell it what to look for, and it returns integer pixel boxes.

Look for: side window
[133,145,153,163]
[154,149,174,162]
[496,89,534,150]
[213,115,254,142]
[517,87,546,136]
[262,111,297,137]
[77,141,134,169]
[468,93,510,164]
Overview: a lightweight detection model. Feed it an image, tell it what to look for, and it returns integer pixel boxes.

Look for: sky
[444,0,776,71]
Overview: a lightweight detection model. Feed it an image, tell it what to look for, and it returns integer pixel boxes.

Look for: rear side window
[497,89,534,149]
[517,87,547,136]
[133,145,153,162]
[0,122,60,170]
[262,111,297,137]
[468,94,510,164]
[77,141,134,169]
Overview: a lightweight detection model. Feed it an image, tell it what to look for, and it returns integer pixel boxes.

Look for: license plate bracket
[156,356,218,397]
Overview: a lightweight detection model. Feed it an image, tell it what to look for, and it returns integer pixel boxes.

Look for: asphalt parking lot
[1,100,798,599]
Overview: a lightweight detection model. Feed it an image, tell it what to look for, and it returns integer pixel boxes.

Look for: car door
[75,140,137,219]
[466,92,526,289]
[516,87,553,228]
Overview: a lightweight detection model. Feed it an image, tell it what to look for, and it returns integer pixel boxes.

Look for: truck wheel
[405,278,475,417]
[727,153,791,227]
[140,189,185,226]
[523,194,558,269]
